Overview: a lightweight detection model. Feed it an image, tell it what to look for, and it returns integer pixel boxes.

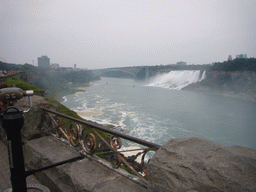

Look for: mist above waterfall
[148,70,206,90]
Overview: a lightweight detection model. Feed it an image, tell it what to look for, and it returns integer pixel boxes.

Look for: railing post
[1,107,27,192]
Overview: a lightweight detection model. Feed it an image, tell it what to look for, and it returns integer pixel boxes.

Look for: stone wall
[0,95,57,144]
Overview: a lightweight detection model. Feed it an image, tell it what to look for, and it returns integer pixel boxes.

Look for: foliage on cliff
[185,71,256,102]
[1,63,100,99]
[20,64,71,98]
[210,58,256,71]
[45,94,110,141]
[4,77,44,92]
[63,70,100,83]
[45,95,82,119]
[0,61,22,70]
[184,58,256,102]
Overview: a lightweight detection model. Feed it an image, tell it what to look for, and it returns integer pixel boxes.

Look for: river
[62,71,256,150]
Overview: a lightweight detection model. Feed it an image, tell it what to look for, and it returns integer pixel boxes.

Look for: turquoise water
[62,76,256,150]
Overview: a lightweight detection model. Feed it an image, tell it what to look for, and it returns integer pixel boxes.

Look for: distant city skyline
[236,54,247,59]
[1,0,256,69]
[1,52,252,70]
[38,55,50,68]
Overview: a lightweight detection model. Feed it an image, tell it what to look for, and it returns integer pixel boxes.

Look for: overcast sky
[1,0,256,69]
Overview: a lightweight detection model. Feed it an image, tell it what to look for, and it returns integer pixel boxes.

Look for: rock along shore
[184,71,256,102]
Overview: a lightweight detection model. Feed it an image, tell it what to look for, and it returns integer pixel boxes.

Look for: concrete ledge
[25,136,147,192]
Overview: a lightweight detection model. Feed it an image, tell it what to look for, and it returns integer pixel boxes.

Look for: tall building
[228,55,233,61]
[236,54,247,59]
[38,55,50,68]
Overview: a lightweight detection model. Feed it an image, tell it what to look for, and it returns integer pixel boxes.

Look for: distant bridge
[92,67,142,79]
[92,64,210,79]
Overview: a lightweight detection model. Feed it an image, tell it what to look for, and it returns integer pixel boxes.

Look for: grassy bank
[2,77,109,139]
[45,94,85,120]
[45,94,109,139]
[4,77,44,93]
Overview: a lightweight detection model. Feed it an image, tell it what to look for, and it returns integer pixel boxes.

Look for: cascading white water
[148,70,206,90]
[200,71,206,81]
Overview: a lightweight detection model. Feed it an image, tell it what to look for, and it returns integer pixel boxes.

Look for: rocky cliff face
[0,95,57,144]
[184,71,256,102]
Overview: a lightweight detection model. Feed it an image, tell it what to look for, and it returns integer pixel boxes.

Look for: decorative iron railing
[41,108,161,187]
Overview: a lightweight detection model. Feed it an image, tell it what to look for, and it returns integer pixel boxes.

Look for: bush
[4,77,44,92]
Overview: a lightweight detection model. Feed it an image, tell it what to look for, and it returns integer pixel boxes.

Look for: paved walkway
[0,139,41,192]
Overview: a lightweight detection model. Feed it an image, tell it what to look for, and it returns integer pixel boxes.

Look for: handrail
[42,108,161,150]
[41,107,162,187]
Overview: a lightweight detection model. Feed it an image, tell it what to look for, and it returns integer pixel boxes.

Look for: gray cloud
[1,0,256,69]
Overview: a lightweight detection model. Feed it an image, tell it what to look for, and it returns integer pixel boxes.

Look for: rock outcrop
[147,137,256,192]
[184,71,256,102]
[0,95,57,143]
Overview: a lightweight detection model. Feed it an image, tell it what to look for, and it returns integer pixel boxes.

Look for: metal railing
[42,108,161,187]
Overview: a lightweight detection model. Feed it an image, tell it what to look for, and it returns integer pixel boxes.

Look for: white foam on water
[75,98,84,102]
[95,94,101,99]
[109,102,125,108]
[118,146,144,163]
[75,108,103,118]
[75,91,85,95]
[148,70,206,90]
[82,102,87,109]
[117,119,126,129]
[62,76,206,148]
[83,116,114,127]
[62,96,67,103]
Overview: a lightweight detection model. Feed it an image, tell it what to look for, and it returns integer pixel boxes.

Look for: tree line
[0,62,100,99]
[210,58,256,71]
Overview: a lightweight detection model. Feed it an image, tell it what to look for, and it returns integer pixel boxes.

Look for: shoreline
[183,85,256,103]
[54,84,90,103]
[55,92,119,131]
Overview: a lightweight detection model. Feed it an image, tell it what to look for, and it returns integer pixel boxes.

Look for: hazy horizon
[1,0,256,69]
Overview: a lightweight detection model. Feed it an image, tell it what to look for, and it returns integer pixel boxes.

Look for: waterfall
[148,70,206,90]
[200,71,206,81]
